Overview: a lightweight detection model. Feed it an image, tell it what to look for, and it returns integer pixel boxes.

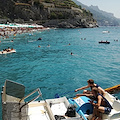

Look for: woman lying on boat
[1,47,15,53]
[75,79,105,97]
[90,87,112,120]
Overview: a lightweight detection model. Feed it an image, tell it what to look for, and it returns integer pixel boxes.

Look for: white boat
[102,31,110,33]
[0,49,16,54]
[1,80,120,120]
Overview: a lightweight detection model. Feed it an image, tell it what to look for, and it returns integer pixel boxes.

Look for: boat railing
[19,88,42,112]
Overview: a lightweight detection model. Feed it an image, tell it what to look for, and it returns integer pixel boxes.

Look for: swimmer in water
[47,44,50,47]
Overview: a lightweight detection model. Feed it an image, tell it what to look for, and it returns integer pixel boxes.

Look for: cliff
[0,0,98,28]
[72,0,120,26]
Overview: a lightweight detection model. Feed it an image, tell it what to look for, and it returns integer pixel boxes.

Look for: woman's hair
[92,87,99,94]
[87,79,94,84]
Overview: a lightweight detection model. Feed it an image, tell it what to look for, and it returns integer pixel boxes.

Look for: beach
[0,23,50,40]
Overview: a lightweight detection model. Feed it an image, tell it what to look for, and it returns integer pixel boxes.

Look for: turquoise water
[0,27,120,119]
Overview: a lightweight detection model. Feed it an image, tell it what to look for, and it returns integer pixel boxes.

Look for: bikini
[90,84,99,90]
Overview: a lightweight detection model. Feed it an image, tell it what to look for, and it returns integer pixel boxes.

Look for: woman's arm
[98,87,106,97]
[75,85,89,92]
[90,95,102,108]
[97,95,102,107]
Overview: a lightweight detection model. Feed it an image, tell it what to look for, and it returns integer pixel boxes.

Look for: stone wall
[42,2,55,8]
[71,7,83,13]
[48,7,74,15]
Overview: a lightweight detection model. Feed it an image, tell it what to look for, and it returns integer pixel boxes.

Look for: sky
[78,0,120,18]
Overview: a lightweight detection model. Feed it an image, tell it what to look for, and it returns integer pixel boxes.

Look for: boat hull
[99,41,110,44]
[0,50,16,54]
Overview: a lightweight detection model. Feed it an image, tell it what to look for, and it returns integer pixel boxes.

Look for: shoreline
[0,23,50,39]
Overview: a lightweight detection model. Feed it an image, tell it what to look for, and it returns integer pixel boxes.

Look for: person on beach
[75,79,105,97]
[90,87,112,120]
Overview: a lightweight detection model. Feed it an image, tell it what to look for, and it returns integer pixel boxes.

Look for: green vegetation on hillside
[13,0,93,18]
[49,11,72,19]
[0,0,98,28]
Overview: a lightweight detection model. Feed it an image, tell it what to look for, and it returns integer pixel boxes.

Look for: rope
[55,90,75,98]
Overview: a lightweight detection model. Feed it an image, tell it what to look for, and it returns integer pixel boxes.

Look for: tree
[50,12,57,19]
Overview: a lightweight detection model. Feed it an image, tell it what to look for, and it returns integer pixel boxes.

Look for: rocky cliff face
[0,0,98,28]
[72,0,120,26]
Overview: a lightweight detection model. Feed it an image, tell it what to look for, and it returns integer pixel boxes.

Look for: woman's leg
[91,107,97,120]
[98,106,105,113]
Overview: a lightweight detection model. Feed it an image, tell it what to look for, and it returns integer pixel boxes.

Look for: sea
[0,26,120,119]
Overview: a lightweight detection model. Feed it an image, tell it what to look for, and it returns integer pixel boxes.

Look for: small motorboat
[38,38,42,40]
[102,31,110,33]
[99,41,110,44]
[0,49,16,54]
[1,80,120,120]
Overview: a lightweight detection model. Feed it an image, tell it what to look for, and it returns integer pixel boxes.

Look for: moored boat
[1,80,120,120]
[99,41,110,44]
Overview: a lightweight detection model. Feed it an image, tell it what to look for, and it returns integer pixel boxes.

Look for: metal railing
[19,88,42,112]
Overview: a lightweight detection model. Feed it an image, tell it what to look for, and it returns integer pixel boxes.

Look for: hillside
[0,0,98,28]
[72,0,120,26]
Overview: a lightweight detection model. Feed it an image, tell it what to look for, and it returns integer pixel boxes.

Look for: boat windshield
[5,80,25,99]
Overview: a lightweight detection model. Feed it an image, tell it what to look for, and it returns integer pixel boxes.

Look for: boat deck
[28,101,54,120]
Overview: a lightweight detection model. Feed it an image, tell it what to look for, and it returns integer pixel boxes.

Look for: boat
[99,41,110,44]
[0,49,16,54]
[102,31,110,33]
[105,84,120,94]
[1,80,120,120]
[38,37,42,40]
